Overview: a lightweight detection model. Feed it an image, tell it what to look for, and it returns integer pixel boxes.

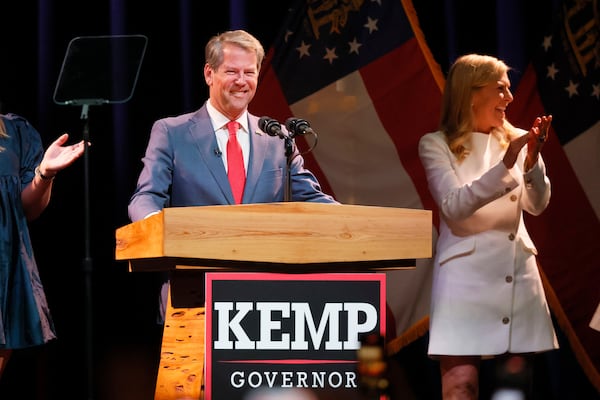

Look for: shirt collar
[206,100,249,133]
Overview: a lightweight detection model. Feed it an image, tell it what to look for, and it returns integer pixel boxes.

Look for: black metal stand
[283,131,319,202]
[53,34,148,400]
[284,137,295,202]
[80,104,94,400]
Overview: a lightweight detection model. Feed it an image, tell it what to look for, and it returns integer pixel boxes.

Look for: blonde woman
[418,54,557,399]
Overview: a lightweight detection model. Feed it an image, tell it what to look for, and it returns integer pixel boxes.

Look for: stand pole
[284,137,295,202]
[81,104,94,399]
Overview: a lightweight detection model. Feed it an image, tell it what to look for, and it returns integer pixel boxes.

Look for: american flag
[507,0,600,391]
[250,0,442,353]
[250,0,600,392]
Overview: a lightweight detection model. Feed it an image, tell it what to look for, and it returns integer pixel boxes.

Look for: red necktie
[226,120,245,204]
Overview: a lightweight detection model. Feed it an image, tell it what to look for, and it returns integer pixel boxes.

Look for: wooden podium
[115,202,431,400]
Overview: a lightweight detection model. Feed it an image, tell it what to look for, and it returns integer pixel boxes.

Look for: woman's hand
[23,133,88,220]
[38,133,87,178]
[524,115,552,171]
[502,115,552,170]
[502,132,530,169]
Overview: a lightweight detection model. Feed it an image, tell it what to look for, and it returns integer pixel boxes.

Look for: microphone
[285,117,314,137]
[258,116,288,139]
[214,147,222,157]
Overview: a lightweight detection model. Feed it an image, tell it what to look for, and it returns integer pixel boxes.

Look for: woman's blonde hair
[439,54,518,160]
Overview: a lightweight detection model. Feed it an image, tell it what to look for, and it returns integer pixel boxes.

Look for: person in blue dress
[0,113,85,379]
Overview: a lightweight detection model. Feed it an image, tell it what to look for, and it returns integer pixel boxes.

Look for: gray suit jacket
[128,104,336,221]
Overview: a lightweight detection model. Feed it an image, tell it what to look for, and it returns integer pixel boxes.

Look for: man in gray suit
[128,29,337,320]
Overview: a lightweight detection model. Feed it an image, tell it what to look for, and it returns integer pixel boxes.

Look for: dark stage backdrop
[0,1,597,399]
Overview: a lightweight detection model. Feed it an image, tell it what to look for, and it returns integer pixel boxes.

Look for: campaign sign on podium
[205,272,386,400]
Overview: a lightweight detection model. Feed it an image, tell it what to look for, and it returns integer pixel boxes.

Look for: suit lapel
[243,114,267,203]
[188,106,234,203]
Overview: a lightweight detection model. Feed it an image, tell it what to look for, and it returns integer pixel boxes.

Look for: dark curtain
[0,1,595,399]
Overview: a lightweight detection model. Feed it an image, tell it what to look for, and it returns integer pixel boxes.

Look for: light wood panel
[115,202,432,267]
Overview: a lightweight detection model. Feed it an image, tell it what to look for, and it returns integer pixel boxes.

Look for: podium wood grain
[116,202,432,267]
[154,289,205,400]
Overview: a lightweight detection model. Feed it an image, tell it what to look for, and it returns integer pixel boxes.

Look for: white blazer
[419,130,558,357]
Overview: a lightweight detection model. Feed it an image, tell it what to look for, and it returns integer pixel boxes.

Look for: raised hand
[524,115,552,171]
[38,133,87,178]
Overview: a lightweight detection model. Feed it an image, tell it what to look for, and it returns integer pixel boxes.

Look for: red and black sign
[205,272,386,400]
